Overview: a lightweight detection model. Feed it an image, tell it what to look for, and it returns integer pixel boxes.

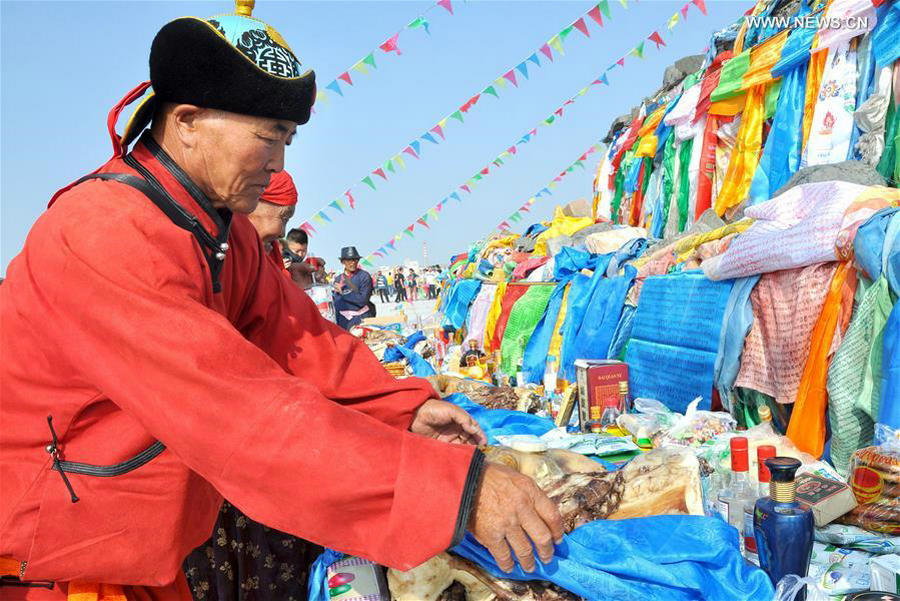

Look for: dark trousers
[378,288,390,302]
[394,287,407,302]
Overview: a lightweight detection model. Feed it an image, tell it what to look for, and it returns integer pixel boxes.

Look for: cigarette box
[574,359,628,433]
[795,473,858,527]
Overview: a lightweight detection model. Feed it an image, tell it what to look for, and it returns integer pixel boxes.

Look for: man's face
[287,241,308,259]
[247,200,294,248]
[342,258,359,273]
[188,109,297,214]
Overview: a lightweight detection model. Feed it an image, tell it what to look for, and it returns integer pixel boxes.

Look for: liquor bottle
[717,437,754,538]
[743,445,776,565]
[758,404,772,426]
[754,457,815,600]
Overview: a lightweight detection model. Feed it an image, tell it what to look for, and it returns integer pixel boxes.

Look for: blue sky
[1,0,749,273]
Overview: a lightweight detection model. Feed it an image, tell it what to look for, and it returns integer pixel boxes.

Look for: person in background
[285,227,308,261]
[407,268,419,301]
[246,170,296,268]
[394,267,407,302]
[386,270,395,300]
[333,246,375,329]
[375,271,390,303]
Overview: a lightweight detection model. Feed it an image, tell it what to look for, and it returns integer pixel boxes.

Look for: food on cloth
[428,375,544,413]
[389,553,580,601]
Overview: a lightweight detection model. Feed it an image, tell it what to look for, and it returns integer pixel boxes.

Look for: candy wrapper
[616,397,735,449]
[842,425,900,535]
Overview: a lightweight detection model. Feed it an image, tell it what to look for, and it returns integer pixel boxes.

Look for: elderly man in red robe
[0,2,562,599]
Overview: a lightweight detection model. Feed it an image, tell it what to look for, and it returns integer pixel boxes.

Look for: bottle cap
[757,445,777,483]
[765,457,801,483]
[758,405,771,422]
[618,381,629,392]
[730,437,749,472]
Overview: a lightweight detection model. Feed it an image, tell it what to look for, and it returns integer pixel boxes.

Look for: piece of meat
[427,375,544,413]
[545,471,625,532]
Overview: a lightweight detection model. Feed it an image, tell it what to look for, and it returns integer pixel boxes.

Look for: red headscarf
[260,170,298,206]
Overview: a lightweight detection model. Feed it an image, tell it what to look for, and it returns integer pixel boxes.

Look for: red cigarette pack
[574,359,629,432]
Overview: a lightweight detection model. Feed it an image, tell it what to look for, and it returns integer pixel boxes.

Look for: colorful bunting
[630,41,645,58]
[408,16,430,34]
[410,140,421,155]
[503,70,518,87]
[437,0,453,14]
[363,53,377,70]
[385,159,395,174]
[598,0,611,18]
[329,199,345,213]
[417,218,430,229]
[431,124,445,139]
[573,17,590,38]
[681,3,689,19]
[692,0,707,15]
[516,62,529,80]
[559,26,575,42]
[325,80,343,96]
[548,35,564,56]
[373,168,387,180]
[482,85,499,98]
[450,110,464,123]
[300,222,316,235]
[587,4,604,27]
[380,33,402,55]
[668,12,680,29]
[362,176,376,191]
[527,53,541,67]
[649,31,666,49]
[540,43,554,62]
[403,146,419,159]
[345,190,355,209]
[338,72,353,85]
[421,132,438,144]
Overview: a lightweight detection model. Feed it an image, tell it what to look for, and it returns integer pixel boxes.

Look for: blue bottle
[753,457,815,600]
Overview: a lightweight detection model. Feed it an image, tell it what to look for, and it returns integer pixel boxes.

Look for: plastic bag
[771,575,830,601]
[651,397,737,448]
[815,523,900,554]
[843,425,900,534]
[806,542,872,596]
[616,397,678,447]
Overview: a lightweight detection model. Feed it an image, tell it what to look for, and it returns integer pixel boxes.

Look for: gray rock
[775,160,887,196]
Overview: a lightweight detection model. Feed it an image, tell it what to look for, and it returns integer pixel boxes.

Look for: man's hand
[410,399,487,445]
[468,463,564,573]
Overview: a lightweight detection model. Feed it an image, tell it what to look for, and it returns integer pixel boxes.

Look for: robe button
[219,242,229,252]
[215,252,226,261]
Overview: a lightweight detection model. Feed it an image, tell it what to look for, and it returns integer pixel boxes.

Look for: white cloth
[804,42,859,167]
[814,0,877,53]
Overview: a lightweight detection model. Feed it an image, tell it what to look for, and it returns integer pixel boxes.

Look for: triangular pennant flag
[363,53,377,69]
[575,160,585,169]
[329,199,345,213]
[437,0,453,15]
[373,251,384,259]
[520,205,531,212]
[325,80,343,97]
[428,208,438,220]
[300,221,316,234]
[549,181,558,189]
[318,210,333,223]
[566,166,575,173]
[520,133,531,144]
[573,17,590,37]
[587,5,603,27]
[544,115,556,125]
[539,43,554,62]
[527,53,540,67]
[351,60,369,75]
[338,71,353,85]
[630,41,645,58]
[450,110,464,123]
[516,62,529,79]
[385,159,395,173]
[460,94,479,112]
[421,132,438,144]
[460,184,471,194]
[394,234,403,242]
[619,0,628,7]
[499,221,510,230]
[431,124,445,139]
[555,107,564,117]
[681,3,689,19]
[548,35,564,56]
[408,16,430,34]
[493,157,504,166]
[616,57,626,67]
[379,33,401,55]
[529,128,537,137]
[373,167,387,180]
[559,25,575,42]
[345,190,355,209]
[649,31,666,49]
[450,192,461,202]
[508,146,517,155]
[403,229,415,239]
[403,146,419,159]
[494,76,508,90]
[480,167,489,175]
[577,86,589,96]
[600,73,610,85]
[503,70,518,87]
[410,140,421,155]
[598,0,611,17]
[482,85,499,98]
[691,0,707,15]
[417,218,430,229]
[395,154,406,169]
[668,12,680,29]
[315,90,330,106]
[362,176,376,190]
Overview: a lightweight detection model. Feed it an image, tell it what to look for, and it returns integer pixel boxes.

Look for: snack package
[842,425,900,535]
[616,397,675,448]
[806,542,872,597]
[815,523,900,555]
[616,397,735,449]
[325,556,390,601]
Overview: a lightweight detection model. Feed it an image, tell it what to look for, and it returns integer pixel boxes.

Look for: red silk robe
[0,137,477,598]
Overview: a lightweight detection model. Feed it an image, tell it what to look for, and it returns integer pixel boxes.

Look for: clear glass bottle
[743,445,777,564]
[718,437,754,540]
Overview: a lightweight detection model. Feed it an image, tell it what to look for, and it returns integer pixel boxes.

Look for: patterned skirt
[183,501,323,601]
